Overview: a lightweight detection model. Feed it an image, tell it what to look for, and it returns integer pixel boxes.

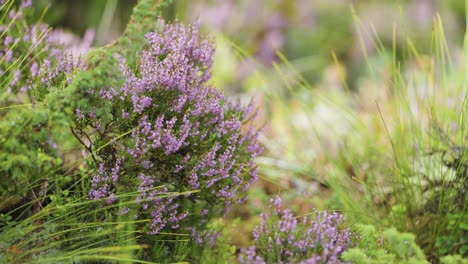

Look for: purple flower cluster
[239,196,350,264]
[135,173,189,234]
[86,19,263,235]
[0,0,92,96]
[0,0,46,94]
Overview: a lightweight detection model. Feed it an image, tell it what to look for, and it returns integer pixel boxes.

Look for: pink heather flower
[9,70,21,87]
[22,0,32,8]
[121,207,131,215]
[4,36,13,46]
[30,62,38,77]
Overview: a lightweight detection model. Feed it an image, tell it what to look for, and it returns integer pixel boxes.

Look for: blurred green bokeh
[42,0,465,89]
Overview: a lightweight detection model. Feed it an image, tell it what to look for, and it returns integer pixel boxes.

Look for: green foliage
[342,224,428,264]
[440,254,468,264]
[0,107,59,196]
[388,126,468,261]
[435,213,468,257]
[200,218,238,263]
[285,3,353,83]
[140,237,192,263]
[0,0,69,215]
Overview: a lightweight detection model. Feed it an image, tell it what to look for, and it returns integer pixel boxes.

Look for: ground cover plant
[238,196,351,263]
[1,0,467,263]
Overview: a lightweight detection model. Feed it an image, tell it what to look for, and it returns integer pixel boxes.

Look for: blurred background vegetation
[40,0,466,86]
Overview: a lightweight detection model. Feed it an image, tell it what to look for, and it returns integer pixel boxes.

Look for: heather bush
[238,196,351,264]
[75,18,262,237]
[1,0,261,225]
